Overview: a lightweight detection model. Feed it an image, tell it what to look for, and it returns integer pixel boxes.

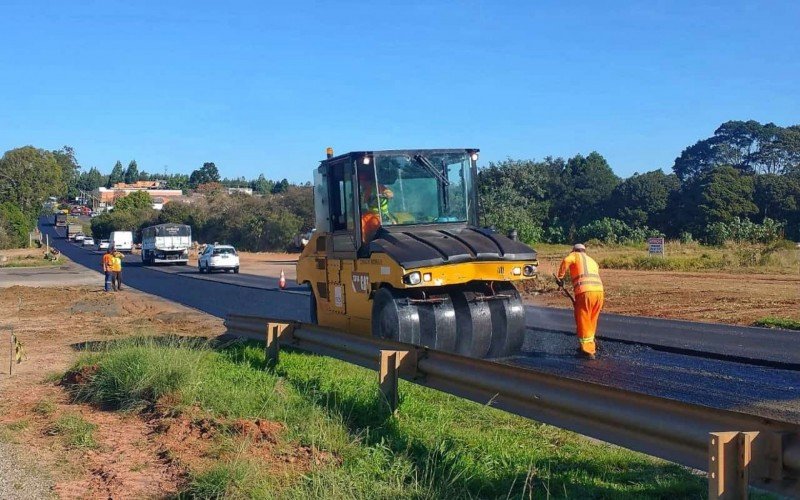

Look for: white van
[109,231,134,253]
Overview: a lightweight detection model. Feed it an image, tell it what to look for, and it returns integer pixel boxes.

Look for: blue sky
[1,1,798,183]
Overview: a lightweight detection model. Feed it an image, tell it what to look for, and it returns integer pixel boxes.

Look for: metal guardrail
[225,313,800,499]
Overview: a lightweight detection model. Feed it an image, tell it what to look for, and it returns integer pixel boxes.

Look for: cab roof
[321,148,479,164]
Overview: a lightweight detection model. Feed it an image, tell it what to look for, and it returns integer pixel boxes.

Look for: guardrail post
[709,432,743,499]
[380,350,402,413]
[265,323,290,369]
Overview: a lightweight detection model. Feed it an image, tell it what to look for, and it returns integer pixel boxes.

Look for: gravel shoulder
[0,442,54,499]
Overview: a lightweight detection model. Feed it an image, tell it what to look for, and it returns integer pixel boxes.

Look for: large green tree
[550,152,620,229]
[478,159,550,243]
[51,146,80,200]
[189,162,221,188]
[77,167,105,192]
[113,190,153,212]
[108,161,124,187]
[673,120,800,181]
[0,146,63,216]
[124,160,139,184]
[609,169,680,228]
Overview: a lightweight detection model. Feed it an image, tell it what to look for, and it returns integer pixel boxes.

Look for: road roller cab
[296,148,539,358]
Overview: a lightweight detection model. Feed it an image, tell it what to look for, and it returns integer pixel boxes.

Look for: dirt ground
[0,286,224,498]
[530,266,800,325]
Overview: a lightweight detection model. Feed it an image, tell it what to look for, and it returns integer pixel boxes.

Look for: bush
[91,207,158,240]
[483,206,542,244]
[576,218,659,245]
[0,202,32,248]
[703,217,784,245]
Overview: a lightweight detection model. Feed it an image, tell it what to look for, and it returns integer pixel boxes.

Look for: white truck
[140,224,191,265]
[109,231,134,253]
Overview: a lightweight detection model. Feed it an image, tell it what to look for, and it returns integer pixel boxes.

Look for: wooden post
[9,333,14,376]
[264,323,292,368]
[379,350,400,413]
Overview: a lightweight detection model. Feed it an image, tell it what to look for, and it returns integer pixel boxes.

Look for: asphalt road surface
[40,221,800,424]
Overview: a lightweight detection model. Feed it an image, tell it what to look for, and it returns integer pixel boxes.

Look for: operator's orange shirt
[102,253,114,271]
[557,252,604,295]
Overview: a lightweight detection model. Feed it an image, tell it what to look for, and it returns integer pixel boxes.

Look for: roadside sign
[648,237,665,257]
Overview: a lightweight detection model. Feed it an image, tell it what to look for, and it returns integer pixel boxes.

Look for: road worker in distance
[556,243,604,360]
[102,247,114,292]
[110,246,124,291]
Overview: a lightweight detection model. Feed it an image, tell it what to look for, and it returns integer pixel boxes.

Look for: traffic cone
[279,269,287,290]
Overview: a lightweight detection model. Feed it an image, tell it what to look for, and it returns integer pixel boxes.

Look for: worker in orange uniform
[102,247,114,292]
[358,166,395,241]
[110,247,124,291]
[556,243,604,360]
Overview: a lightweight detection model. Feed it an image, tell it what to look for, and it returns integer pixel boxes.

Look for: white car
[82,237,95,246]
[74,233,86,242]
[198,244,240,273]
[97,239,110,250]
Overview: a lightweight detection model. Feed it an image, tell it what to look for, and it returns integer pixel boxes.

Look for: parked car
[97,239,110,250]
[82,237,95,246]
[198,244,240,273]
[74,233,86,242]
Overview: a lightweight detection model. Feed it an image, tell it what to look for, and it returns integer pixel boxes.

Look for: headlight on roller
[403,271,422,285]
[523,264,537,276]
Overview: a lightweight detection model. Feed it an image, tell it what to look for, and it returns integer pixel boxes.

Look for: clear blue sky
[1,1,798,183]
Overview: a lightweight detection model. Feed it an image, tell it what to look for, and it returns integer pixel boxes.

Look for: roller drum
[417,296,457,352]
[450,290,493,358]
[486,282,526,358]
[372,288,421,345]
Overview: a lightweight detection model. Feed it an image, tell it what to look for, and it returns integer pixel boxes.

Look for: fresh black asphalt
[40,221,800,424]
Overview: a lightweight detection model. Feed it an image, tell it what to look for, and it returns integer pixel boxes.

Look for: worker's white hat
[572,243,586,251]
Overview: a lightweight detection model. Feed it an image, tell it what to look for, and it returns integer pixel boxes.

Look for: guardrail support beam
[264,322,292,368]
[380,350,406,413]
[709,431,789,499]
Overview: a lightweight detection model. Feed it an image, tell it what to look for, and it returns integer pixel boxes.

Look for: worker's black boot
[575,348,596,360]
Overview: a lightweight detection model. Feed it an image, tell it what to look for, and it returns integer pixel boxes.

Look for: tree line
[89,185,313,251]
[74,160,296,195]
[478,120,800,245]
[2,119,798,251]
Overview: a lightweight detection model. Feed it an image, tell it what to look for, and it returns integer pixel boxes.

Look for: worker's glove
[555,278,564,288]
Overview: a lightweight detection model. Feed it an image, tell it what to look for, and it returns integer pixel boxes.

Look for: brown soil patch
[526,259,800,325]
[0,286,224,498]
[0,285,336,498]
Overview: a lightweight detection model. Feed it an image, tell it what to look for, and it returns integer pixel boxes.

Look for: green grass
[753,317,800,331]
[536,240,800,273]
[0,256,63,268]
[69,336,706,498]
[33,398,58,417]
[47,413,98,449]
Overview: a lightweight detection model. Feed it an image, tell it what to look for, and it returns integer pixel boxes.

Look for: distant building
[93,181,183,205]
[227,187,253,196]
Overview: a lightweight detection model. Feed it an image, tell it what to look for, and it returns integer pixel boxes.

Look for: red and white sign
[647,237,665,256]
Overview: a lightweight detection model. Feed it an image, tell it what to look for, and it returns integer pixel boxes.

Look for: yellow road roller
[296,148,539,358]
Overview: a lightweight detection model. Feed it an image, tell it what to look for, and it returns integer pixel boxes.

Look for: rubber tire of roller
[371,288,420,345]
[485,282,525,358]
[416,294,457,353]
[309,290,318,324]
[450,290,493,358]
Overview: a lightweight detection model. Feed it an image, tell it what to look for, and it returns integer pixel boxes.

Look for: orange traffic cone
[279,269,287,290]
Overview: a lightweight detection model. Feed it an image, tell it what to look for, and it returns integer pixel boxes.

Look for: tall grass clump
[69,337,210,411]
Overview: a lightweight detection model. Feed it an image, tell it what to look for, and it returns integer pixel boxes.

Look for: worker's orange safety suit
[557,251,604,355]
